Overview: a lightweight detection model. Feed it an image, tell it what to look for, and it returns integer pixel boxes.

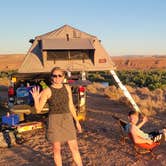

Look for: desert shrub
[152,89,163,101]
[0,70,16,85]
[119,96,132,108]
[86,82,105,94]
[104,86,123,100]
[0,70,16,78]
[125,85,135,93]
[135,87,150,100]
[140,107,156,116]
[87,81,165,115]
[0,72,8,78]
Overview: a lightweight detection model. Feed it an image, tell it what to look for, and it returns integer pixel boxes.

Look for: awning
[42,39,95,50]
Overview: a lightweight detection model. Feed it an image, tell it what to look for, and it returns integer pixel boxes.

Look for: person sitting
[128,110,166,145]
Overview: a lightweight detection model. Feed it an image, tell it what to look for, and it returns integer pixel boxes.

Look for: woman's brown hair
[50,67,66,83]
[50,67,65,77]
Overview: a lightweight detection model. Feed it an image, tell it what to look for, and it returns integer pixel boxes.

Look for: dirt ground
[0,91,165,166]
[112,56,166,70]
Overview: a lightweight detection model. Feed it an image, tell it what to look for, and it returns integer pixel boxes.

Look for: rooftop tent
[18,25,115,73]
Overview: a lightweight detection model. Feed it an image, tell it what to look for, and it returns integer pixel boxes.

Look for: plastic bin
[2,114,19,126]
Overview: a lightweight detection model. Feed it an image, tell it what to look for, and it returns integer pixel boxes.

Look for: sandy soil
[0,92,165,166]
[0,54,25,71]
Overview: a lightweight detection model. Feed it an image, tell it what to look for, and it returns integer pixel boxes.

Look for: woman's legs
[53,142,62,166]
[68,139,83,166]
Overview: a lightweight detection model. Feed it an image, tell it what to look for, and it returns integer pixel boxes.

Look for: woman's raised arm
[30,86,51,113]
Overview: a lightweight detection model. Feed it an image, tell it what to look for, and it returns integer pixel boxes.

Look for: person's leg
[149,129,166,143]
[53,142,62,166]
[68,139,83,166]
[148,131,160,140]
[161,129,166,141]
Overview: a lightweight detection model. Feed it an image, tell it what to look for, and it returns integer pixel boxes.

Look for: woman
[31,67,83,166]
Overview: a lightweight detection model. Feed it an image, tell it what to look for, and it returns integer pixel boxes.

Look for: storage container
[2,114,19,126]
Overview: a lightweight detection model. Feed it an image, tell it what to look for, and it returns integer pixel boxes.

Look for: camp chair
[112,115,160,158]
[128,132,160,158]
[112,115,129,144]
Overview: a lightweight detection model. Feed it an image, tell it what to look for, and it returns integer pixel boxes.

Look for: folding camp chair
[112,115,129,144]
[112,115,160,158]
[128,132,160,158]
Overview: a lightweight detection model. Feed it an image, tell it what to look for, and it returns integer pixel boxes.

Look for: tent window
[47,50,94,63]
[47,51,68,60]
[70,50,90,60]
[73,30,81,38]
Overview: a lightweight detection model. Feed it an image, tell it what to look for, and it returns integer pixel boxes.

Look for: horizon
[0,53,166,57]
[0,0,166,56]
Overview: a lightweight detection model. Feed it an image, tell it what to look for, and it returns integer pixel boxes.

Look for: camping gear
[112,115,129,143]
[2,114,19,126]
[26,85,35,105]
[0,131,16,148]
[128,133,159,158]
[0,124,24,148]
[16,121,43,133]
[11,105,32,121]
[16,85,29,104]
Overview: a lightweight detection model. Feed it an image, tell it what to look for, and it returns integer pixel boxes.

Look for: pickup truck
[8,72,88,122]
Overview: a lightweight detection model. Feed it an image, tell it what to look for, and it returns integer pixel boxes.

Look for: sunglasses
[51,74,63,78]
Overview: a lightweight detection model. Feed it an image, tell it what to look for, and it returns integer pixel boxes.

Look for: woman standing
[31,67,83,166]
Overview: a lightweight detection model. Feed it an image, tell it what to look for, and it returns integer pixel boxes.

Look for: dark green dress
[46,85,76,143]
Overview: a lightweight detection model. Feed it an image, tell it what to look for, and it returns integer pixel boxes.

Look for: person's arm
[30,86,51,113]
[137,116,148,129]
[65,85,82,133]
[130,125,153,144]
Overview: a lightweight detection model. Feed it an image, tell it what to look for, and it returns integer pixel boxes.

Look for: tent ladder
[110,70,141,113]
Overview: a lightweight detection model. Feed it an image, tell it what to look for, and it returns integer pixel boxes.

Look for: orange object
[135,142,159,150]
[128,133,160,150]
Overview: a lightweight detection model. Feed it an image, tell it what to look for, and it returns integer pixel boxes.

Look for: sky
[0,0,166,56]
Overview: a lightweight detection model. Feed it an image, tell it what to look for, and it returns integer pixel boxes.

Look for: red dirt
[0,54,25,71]
[112,56,166,70]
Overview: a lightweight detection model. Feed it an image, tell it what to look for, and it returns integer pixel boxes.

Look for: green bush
[87,70,166,91]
